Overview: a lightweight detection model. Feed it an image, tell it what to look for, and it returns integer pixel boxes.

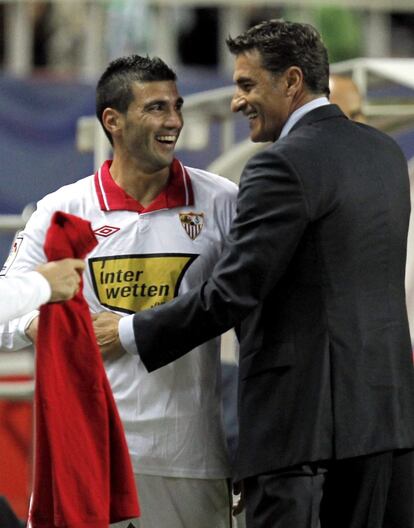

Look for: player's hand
[91,311,125,361]
[232,480,245,516]
[36,258,85,302]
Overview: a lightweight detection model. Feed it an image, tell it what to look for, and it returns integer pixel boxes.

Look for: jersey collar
[94,159,194,213]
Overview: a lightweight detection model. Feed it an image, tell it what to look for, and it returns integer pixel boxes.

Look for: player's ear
[102,108,123,140]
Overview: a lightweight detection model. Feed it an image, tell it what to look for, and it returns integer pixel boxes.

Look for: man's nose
[165,109,183,128]
[231,93,245,113]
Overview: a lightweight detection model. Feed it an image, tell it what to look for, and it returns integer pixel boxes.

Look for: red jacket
[29,211,139,528]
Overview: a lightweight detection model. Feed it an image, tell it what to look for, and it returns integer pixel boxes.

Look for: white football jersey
[0,159,237,478]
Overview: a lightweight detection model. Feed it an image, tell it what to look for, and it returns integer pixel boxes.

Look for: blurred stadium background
[1,0,414,520]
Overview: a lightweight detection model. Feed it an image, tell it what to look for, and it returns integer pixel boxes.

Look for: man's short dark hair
[226,19,330,97]
[96,55,177,144]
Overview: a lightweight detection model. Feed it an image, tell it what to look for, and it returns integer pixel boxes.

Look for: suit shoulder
[253,119,405,167]
[244,140,300,175]
[356,122,406,156]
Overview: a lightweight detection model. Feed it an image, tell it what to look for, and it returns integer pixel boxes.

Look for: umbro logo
[93,225,120,238]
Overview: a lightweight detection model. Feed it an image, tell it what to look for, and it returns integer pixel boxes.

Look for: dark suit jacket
[133,104,414,481]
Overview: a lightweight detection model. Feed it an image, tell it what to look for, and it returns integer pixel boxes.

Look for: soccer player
[0,55,237,528]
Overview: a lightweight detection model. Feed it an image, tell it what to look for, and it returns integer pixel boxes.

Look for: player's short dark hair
[226,19,330,97]
[96,55,177,144]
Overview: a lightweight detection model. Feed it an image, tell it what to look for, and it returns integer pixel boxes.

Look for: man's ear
[285,66,303,97]
[102,108,122,140]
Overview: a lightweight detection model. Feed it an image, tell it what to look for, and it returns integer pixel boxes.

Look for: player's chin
[154,152,175,170]
[161,150,175,165]
[154,144,175,162]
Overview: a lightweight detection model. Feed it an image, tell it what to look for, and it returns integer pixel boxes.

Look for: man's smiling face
[231,49,291,143]
[121,80,184,172]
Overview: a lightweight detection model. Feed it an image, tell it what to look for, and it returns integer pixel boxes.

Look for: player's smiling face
[122,80,184,172]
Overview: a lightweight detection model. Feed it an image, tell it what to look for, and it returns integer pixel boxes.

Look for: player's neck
[109,154,170,207]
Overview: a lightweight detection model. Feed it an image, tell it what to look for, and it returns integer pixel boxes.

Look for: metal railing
[0,350,34,401]
[0,204,35,234]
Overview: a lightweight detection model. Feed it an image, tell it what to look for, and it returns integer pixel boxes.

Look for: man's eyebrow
[235,76,254,85]
[143,97,184,109]
[143,99,166,108]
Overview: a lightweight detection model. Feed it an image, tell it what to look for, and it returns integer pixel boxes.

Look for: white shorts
[111,473,232,528]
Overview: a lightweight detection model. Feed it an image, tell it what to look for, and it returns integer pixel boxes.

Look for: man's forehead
[131,80,181,100]
[232,50,264,82]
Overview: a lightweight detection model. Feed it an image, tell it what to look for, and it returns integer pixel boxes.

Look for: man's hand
[36,258,85,302]
[91,311,125,362]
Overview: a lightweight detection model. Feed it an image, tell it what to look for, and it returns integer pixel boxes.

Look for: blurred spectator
[105,0,153,61]
[285,6,362,62]
[391,13,414,57]
[329,75,366,123]
[316,7,362,61]
[0,5,5,64]
[46,2,86,73]
[33,2,52,68]
[179,8,219,66]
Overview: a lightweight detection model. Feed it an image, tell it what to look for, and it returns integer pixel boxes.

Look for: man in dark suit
[93,19,414,528]
[328,72,414,528]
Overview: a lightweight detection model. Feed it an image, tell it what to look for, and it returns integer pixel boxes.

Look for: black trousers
[243,450,414,528]
[383,449,414,528]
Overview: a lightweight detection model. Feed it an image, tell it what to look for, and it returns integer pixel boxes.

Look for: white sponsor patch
[1,233,23,276]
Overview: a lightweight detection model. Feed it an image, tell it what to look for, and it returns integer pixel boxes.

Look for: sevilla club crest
[179,212,204,240]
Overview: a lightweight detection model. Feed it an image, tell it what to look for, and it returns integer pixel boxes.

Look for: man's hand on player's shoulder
[91,311,125,362]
